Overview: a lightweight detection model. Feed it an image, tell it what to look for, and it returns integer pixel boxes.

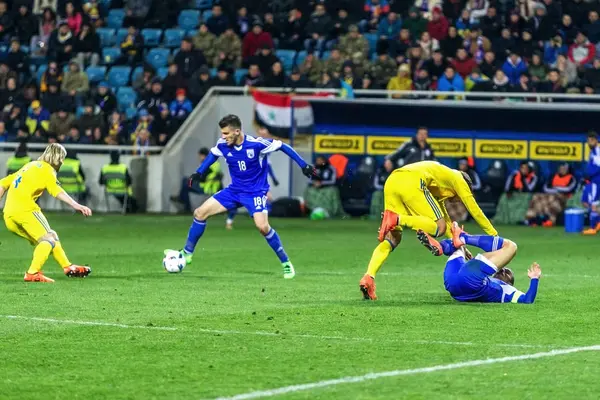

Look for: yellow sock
[366,240,393,278]
[52,241,71,269]
[27,241,54,274]
[400,215,439,236]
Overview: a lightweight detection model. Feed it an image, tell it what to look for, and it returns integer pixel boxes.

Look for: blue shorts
[582,183,599,207]
[213,187,269,216]
[444,254,496,301]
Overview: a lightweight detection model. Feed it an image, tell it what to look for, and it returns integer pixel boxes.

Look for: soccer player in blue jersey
[165,114,316,278]
[417,223,541,304]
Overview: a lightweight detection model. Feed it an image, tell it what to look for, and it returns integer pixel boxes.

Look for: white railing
[0,142,164,152]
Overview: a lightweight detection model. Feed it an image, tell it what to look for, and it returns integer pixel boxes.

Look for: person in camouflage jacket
[370,53,398,88]
[338,25,370,59]
[351,52,370,78]
[299,51,323,84]
[193,23,217,66]
[213,26,242,69]
[323,47,344,75]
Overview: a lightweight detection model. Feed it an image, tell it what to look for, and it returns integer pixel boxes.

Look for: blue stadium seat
[115,28,128,45]
[187,29,198,38]
[97,28,115,47]
[178,10,200,31]
[321,51,331,60]
[157,66,168,79]
[164,29,185,48]
[172,48,179,58]
[141,28,162,47]
[146,48,170,69]
[209,68,217,77]
[234,69,248,85]
[36,65,47,84]
[102,47,121,65]
[202,10,212,21]
[107,66,131,88]
[196,0,213,9]
[295,50,307,66]
[76,106,85,117]
[107,9,125,29]
[86,66,107,83]
[364,33,378,55]
[116,87,137,111]
[275,50,295,71]
[125,107,138,120]
[21,46,29,53]
[131,66,143,83]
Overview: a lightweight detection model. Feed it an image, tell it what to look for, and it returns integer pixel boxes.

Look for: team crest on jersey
[246,149,255,159]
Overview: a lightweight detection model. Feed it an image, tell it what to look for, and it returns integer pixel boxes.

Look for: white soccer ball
[163,251,186,273]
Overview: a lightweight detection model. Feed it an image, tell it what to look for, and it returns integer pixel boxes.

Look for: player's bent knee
[256,222,270,236]
[503,239,517,253]
[436,220,447,237]
[37,233,56,248]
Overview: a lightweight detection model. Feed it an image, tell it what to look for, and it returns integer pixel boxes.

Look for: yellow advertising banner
[529,141,583,161]
[428,138,473,158]
[585,145,591,161]
[366,136,410,155]
[313,134,365,154]
[475,139,528,159]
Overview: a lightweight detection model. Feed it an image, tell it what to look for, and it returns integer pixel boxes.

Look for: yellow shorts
[383,171,444,222]
[4,211,53,245]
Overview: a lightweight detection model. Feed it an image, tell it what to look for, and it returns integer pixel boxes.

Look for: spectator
[153,105,172,146]
[455,10,472,34]
[560,14,577,45]
[251,43,280,76]
[133,128,151,155]
[418,31,439,60]
[340,60,362,89]
[529,3,554,43]
[465,68,490,91]
[264,61,286,87]
[569,31,596,67]
[62,60,89,104]
[15,4,38,45]
[369,51,397,88]
[241,63,263,86]
[0,1,14,42]
[332,8,351,40]
[413,68,432,91]
[384,126,435,168]
[242,22,274,64]
[49,107,75,140]
[65,125,84,143]
[512,72,534,93]
[458,157,482,190]
[542,0,562,26]
[6,38,30,80]
[466,0,489,24]
[525,163,574,227]
[25,100,50,139]
[494,28,515,61]
[585,11,600,44]
[543,33,566,64]
[188,65,213,104]
[206,4,229,36]
[491,69,511,92]
[95,81,117,116]
[351,52,370,77]
[316,70,338,89]
[100,151,137,213]
[213,65,236,86]
[280,8,304,51]
[304,3,332,54]
[451,48,477,78]
[42,81,69,114]
[48,23,74,65]
[77,101,104,140]
[502,52,528,85]
[584,58,600,91]
[516,29,536,61]
[437,66,465,92]
[390,28,412,64]
[234,6,250,37]
[124,0,150,29]
[285,66,311,89]
[505,161,538,193]
[32,8,57,57]
[64,1,82,35]
[193,23,216,66]
[440,26,462,62]
[263,13,280,46]
[33,0,58,15]
[118,25,144,65]
[339,24,369,60]
[480,6,500,39]
[131,108,152,138]
[544,163,576,194]
[479,50,498,78]
[323,47,344,76]
[162,62,187,102]
[169,88,192,131]
[552,54,577,87]
[299,51,323,85]
[74,22,101,67]
[82,0,102,27]
[106,111,125,144]
[304,155,344,217]
[132,67,155,95]
[539,68,566,94]
[527,52,547,82]
[387,64,412,96]
[214,26,242,69]
[403,7,427,40]
[364,0,390,27]
[427,7,449,41]
[174,37,206,79]
[377,12,401,51]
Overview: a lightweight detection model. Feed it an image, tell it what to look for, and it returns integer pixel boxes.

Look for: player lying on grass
[0,143,92,283]
[165,114,316,279]
[360,160,498,300]
[418,222,540,304]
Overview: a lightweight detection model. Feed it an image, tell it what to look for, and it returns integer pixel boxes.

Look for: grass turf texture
[1,214,600,399]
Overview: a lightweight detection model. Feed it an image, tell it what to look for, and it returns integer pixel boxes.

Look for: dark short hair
[198,147,209,156]
[494,268,515,285]
[588,130,598,139]
[218,114,242,130]
[416,126,428,132]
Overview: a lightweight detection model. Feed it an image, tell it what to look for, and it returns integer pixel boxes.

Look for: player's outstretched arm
[517,263,541,304]
[279,143,317,178]
[56,191,92,217]
[189,152,219,187]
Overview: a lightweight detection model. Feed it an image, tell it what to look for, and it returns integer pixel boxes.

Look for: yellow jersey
[397,161,497,236]
[0,161,64,216]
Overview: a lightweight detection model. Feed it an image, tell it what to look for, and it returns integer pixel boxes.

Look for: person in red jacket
[242,21,274,65]
[451,48,477,78]
[568,31,596,68]
[427,7,449,41]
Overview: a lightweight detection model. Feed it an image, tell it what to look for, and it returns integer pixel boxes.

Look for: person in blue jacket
[502,51,528,85]
[437,66,465,92]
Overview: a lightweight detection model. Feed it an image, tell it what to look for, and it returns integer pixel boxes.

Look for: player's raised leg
[253,211,295,279]
[450,222,517,267]
[165,196,228,264]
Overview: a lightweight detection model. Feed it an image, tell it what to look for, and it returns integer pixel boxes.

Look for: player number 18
[237,161,246,171]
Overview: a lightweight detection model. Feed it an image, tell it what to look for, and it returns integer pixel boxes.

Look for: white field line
[1,315,549,349]
[212,345,600,400]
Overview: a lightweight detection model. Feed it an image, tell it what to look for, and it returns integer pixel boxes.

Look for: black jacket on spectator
[280,16,304,50]
[211,74,236,86]
[331,14,351,38]
[0,87,21,109]
[206,14,229,36]
[250,52,280,76]
[584,67,600,90]
[493,36,515,59]
[479,59,499,78]
[424,59,447,80]
[174,49,207,79]
[75,31,101,55]
[373,166,391,190]
[440,35,463,60]
[564,0,589,27]
[15,9,38,43]
[137,91,166,118]
[284,75,311,89]
[305,13,332,37]
[263,71,286,87]
[42,91,73,114]
[188,71,214,104]
[77,113,105,135]
[585,21,600,44]
[162,73,187,101]
[0,10,14,39]
[480,16,501,39]
[241,73,263,86]
[263,20,281,41]
[528,15,555,42]
[95,91,117,116]
[48,30,75,65]
[6,50,29,76]
[385,137,435,167]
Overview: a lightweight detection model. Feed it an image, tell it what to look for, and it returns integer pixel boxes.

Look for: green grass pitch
[1,214,600,399]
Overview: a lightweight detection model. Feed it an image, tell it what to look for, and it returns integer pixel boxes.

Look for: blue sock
[459,233,504,252]
[440,239,457,256]
[184,218,206,253]
[227,209,237,221]
[264,228,289,263]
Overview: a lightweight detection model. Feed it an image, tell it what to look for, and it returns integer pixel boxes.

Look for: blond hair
[38,143,67,169]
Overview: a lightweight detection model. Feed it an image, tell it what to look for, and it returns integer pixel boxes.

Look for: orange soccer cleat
[24,272,55,283]
[64,265,92,278]
[359,274,377,300]
[450,221,466,249]
[416,230,443,256]
[378,210,400,242]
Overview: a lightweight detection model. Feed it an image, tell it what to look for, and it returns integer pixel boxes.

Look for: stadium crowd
[0,0,599,146]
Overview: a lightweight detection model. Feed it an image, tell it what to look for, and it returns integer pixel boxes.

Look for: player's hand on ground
[74,204,92,217]
[302,164,318,178]
[188,173,203,188]
[528,262,541,279]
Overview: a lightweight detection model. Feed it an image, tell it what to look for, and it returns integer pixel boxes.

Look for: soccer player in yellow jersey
[359,160,498,300]
[0,143,92,283]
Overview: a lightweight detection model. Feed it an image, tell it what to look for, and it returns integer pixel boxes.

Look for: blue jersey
[444,252,538,304]
[586,145,600,186]
[210,135,282,193]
